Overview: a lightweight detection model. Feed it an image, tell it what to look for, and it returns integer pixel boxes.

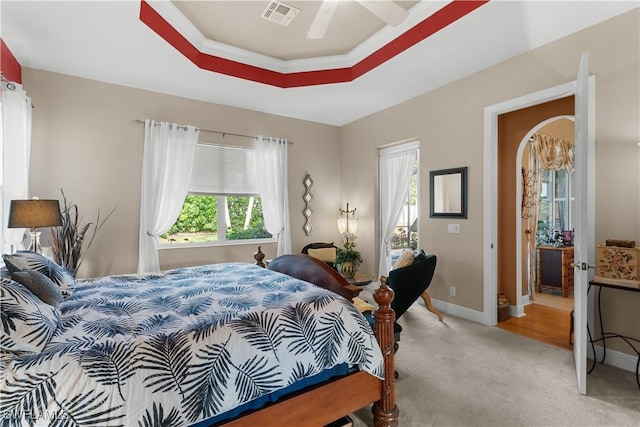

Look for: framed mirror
[430,167,467,218]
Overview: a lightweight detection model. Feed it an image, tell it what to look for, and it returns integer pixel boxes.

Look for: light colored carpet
[350,298,640,427]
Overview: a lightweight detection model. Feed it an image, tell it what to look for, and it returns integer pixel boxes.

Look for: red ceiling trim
[1,38,22,84]
[139,0,488,88]
[352,0,488,79]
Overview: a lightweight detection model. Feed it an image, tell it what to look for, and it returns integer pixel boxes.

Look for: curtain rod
[132,119,293,144]
[1,73,17,90]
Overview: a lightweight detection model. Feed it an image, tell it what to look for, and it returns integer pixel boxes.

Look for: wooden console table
[537,246,574,297]
[587,279,640,389]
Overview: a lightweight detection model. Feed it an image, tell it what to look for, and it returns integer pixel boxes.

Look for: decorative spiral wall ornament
[303,174,313,236]
[521,167,537,220]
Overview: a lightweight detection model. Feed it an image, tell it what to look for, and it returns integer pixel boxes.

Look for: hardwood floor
[497,292,574,351]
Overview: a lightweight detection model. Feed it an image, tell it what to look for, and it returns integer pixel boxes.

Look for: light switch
[447,224,460,233]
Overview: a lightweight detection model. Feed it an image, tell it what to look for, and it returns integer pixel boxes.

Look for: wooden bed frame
[218,253,398,426]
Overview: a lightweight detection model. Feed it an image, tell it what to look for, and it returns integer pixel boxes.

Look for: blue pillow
[3,251,75,298]
[11,270,63,307]
[0,277,61,354]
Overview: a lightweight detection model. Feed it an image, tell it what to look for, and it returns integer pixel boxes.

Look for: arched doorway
[504,117,576,350]
[517,117,575,306]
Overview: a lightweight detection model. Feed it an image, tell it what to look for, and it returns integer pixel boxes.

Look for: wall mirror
[430,167,467,218]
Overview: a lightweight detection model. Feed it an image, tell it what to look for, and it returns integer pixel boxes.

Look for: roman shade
[189,145,258,195]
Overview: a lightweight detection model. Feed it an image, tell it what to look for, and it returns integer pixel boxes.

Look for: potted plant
[51,190,115,277]
[335,232,362,279]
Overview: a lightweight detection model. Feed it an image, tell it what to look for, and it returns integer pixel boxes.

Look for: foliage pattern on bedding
[0,262,383,426]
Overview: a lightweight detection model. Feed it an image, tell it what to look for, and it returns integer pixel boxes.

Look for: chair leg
[420,291,443,322]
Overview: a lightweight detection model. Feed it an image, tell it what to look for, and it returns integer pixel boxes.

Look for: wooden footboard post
[372,276,399,427]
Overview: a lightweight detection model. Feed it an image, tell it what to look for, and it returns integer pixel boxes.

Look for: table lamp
[8,198,62,253]
[337,203,358,237]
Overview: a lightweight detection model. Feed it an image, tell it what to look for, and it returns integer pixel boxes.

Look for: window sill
[158,238,275,250]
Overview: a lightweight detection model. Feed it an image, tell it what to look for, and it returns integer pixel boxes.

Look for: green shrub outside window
[160,194,271,245]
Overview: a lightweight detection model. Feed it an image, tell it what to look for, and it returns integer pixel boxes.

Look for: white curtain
[378,148,417,277]
[138,120,199,273]
[1,81,32,253]
[255,136,291,256]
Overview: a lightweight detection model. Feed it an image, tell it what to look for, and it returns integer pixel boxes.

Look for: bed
[1,251,397,426]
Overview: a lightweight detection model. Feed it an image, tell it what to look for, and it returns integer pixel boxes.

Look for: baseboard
[514,293,529,318]
[430,298,486,324]
[510,303,526,318]
[591,345,639,374]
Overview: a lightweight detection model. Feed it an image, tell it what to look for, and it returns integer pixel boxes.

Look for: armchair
[363,252,437,350]
[386,253,438,325]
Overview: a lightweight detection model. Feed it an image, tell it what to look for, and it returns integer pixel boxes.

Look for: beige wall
[22,9,639,355]
[341,9,639,352]
[24,69,343,277]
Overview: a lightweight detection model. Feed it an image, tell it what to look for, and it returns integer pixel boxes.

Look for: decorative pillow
[391,249,415,270]
[307,247,337,263]
[11,270,63,307]
[3,251,75,298]
[0,277,61,354]
[413,249,427,264]
[352,296,375,313]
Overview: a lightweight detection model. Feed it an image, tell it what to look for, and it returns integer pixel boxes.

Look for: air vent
[261,1,299,26]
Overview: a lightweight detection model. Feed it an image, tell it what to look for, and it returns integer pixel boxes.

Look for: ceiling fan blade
[356,0,409,27]
[306,0,339,39]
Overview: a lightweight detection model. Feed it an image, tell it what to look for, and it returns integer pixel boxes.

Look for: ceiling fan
[306,0,410,39]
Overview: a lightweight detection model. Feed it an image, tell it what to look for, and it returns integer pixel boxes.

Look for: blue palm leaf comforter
[1,263,384,426]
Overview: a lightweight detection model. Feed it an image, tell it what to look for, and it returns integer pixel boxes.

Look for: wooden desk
[537,246,574,297]
[587,279,640,389]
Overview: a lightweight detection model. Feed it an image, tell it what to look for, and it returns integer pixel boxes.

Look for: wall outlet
[447,224,460,233]
[449,286,456,297]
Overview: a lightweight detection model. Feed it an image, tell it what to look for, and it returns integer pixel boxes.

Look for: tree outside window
[160,194,271,245]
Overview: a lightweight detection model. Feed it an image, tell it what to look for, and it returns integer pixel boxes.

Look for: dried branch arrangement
[51,189,115,277]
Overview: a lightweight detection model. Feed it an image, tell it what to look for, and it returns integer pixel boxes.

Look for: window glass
[159,144,273,246]
[537,169,572,245]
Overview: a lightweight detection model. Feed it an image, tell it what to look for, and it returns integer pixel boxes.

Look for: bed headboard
[268,254,361,301]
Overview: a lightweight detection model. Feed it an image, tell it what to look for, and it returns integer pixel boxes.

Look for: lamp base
[28,229,42,254]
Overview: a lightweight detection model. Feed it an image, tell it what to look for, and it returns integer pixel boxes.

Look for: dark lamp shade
[8,199,63,228]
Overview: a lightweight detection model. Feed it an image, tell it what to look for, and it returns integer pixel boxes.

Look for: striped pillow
[3,251,75,298]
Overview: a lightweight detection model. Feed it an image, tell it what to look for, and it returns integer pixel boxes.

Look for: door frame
[482,78,595,326]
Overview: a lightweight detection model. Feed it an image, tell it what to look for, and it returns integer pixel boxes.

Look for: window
[537,168,572,243]
[380,141,420,271]
[391,161,419,250]
[160,144,272,246]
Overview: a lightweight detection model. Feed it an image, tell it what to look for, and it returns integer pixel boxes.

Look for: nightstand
[537,246,574,297]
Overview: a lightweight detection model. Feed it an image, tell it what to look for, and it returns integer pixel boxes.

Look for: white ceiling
[1,1,637,126]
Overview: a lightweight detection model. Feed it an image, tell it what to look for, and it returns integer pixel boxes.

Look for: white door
[572,52,596,395]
